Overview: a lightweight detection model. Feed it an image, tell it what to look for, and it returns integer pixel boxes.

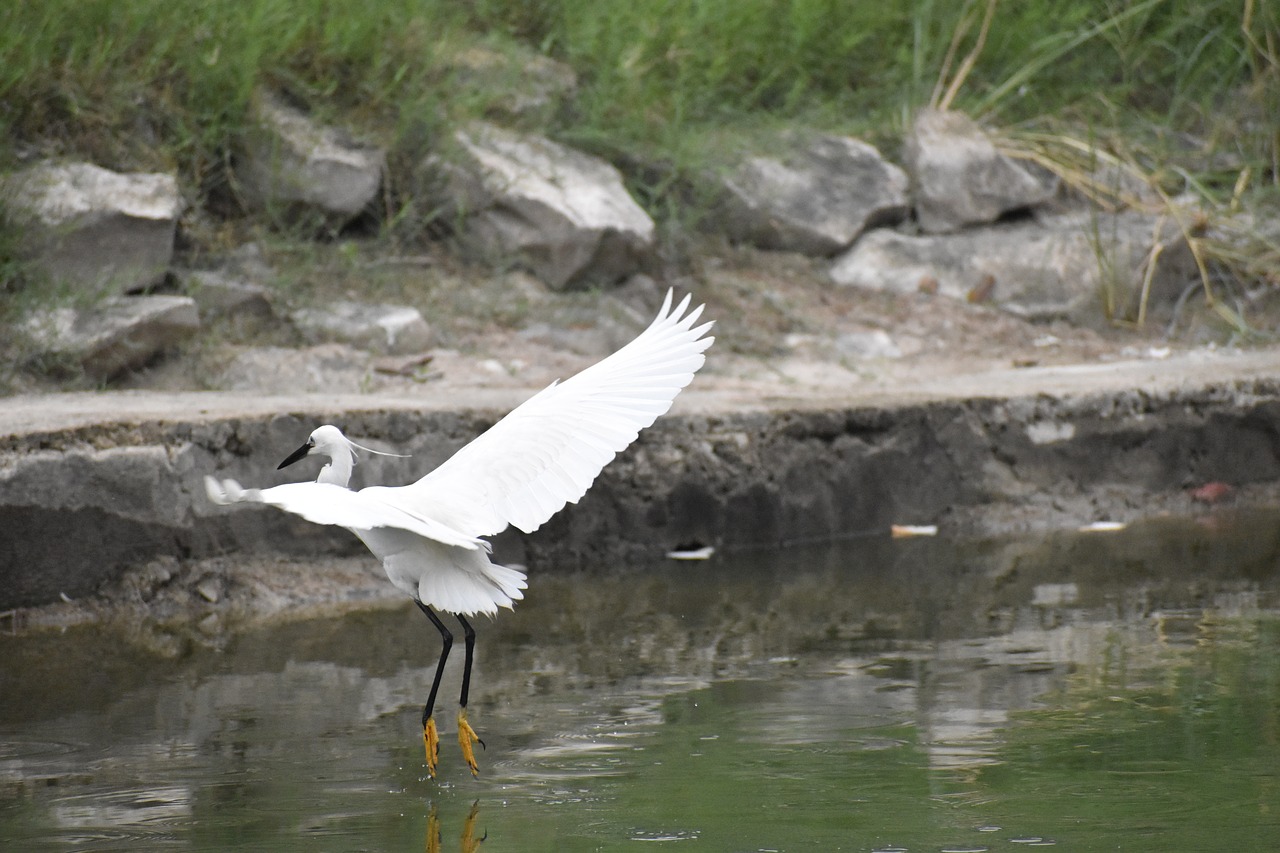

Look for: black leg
[417,601,453,727]
[457,615,485,751]
[457,614,476,709]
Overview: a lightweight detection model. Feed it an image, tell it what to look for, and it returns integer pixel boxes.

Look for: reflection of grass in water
[980,616,1280,848]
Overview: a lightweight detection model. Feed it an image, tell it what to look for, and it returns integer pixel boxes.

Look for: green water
[2,511,1279,851]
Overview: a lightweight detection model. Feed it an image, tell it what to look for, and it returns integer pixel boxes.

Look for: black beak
[278,440,313,470]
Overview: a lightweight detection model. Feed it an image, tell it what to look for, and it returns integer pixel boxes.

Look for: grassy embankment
[0,0,1277,341]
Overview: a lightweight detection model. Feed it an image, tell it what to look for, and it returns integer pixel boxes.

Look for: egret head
[277,425,409,485]
[278,424,352,470]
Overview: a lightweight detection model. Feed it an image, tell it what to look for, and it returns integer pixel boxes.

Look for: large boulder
[22,295,201,378]
[907,109,1056,233]
[237,92,386,227]
[2,160,181,295]
[712,133,909,255]
[830,211,1196,324]
[427,122,655,289]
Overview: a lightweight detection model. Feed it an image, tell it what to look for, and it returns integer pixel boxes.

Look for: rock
[196,576,223,603]
[237,91,386,227]
[830,211,1196,324]
[444,44,578,121]
[224,242,276,281]
[712,133,909,255]
[835,330,904,360]
[427,122,655,289]
[0,443,197,607]
[906,109,1056,233]
[23,295,201,378]
[3,160,181,295]
[184,270,275,326]
[290,301,431,355]
[214,345,375,393]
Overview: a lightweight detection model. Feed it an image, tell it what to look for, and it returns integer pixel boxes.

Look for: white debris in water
[665,546,715,560]
[1025,420,1075,444]
[1078,521,1127,532]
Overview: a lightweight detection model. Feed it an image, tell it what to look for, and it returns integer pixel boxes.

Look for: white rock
[906,109,1056,233]
[831,211,1196,324]
[714,133,909,255]
[23,295,200,378]
[3,161,181,294]
[291,301,431,355]
[429,122,655,289]
[238,92,386,224]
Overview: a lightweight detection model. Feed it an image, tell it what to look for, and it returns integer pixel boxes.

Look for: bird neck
[317,450,354,487]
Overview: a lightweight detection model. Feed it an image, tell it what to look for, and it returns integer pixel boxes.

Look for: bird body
[205,290,713,775]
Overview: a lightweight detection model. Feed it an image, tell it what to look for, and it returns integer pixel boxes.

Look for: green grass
[3,1,1274,183]
[0,0,1277,322]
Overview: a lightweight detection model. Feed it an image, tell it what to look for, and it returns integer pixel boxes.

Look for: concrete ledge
[2,349,1278,610]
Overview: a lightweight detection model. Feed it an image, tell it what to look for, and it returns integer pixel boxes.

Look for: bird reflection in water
[426,800,484,853]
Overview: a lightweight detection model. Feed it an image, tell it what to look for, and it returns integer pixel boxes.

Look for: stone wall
[4,375,1279,610]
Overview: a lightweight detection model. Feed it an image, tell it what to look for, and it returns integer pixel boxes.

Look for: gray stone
[835,330,904,360]
[830,211,1196,324]
[225,242,276,281]
[0,442,197,607]
[214,345,375,394]
[291,301,431,355]
[237,92,386,225]
[2,160,181,295]
[907,109,1056,233]
[713,133,909,255]
[196,577,223,603]
[184,270,275,325]
[23,295,201,378]
[427,122,655,289]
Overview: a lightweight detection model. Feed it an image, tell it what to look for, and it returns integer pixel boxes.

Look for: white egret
[205,290,713,777]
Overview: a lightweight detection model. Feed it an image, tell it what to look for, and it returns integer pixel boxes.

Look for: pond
[2,509,1279,851]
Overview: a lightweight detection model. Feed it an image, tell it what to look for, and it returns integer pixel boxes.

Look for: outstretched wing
[204,476,485,550]
[404,290,714,537]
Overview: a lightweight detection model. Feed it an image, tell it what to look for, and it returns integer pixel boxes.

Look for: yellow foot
[426,804,441,853]
[457,708,484,777]
[423,716,440,778]
[461,799,484,852]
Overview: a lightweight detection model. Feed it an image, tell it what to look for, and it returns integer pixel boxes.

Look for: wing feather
[404,290,713,536]
[204,476,485,550]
